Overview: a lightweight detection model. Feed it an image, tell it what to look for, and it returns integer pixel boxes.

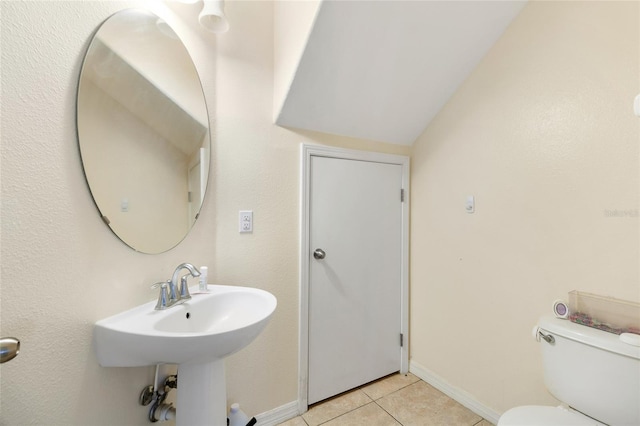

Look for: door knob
[0,337,20,364]
[313,249,326,260]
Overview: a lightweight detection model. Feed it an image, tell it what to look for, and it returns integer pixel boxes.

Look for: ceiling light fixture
[175,0,229,33]
[199,0,229,33]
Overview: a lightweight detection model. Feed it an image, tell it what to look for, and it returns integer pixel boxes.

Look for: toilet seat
[498,405,604,426]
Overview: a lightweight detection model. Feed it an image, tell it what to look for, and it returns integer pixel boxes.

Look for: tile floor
[277,373,494,426]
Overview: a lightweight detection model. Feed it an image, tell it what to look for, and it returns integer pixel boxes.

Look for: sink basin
[94,285,277,367]
[94,284,276,425]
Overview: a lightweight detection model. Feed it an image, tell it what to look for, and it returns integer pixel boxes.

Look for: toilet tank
[538,316,640,425]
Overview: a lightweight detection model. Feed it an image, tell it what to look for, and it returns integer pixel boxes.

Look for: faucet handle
[179,274,192,301]
[151,281,170,310]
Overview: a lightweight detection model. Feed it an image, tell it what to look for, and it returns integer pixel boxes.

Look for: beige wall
[410,0,639,416]
[0,1,406,425]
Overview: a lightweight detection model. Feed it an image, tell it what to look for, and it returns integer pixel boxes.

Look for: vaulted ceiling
[276,1,527,146]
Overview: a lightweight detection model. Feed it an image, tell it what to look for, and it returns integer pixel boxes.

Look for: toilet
[498,315,640,425]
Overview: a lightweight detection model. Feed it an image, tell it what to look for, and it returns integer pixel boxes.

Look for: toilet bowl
[498,405,604,426]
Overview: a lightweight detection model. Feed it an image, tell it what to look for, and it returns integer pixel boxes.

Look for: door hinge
[400,333,404,347]
[188,191,192,203]
[400,189,405,202]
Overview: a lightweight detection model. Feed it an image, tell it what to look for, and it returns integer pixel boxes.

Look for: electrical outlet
[239,210,253,233]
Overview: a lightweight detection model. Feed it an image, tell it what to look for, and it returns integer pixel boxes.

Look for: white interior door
[187,160,201,226]
[307,155,404,404]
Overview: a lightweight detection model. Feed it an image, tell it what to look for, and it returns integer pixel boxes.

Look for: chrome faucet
[152,263,201,310]
[170,263,201,303]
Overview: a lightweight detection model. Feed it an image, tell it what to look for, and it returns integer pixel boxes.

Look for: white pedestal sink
[93,285,277,426]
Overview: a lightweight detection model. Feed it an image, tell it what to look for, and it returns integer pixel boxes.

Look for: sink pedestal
[176,360,226,426]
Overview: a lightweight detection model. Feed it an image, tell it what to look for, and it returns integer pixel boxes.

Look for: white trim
[298,143,410,412]
[410,360,502,425]
[254,400,299,426]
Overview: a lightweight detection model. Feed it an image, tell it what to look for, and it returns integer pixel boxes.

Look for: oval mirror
[77,9,210,254]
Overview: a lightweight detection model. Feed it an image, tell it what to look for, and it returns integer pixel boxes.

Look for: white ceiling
[276,1,527,146]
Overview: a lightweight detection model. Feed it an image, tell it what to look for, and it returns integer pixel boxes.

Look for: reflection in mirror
[77,9,210,254]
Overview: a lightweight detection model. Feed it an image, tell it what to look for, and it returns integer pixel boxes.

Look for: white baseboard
[410,360,501,425]
[255,400,299,426]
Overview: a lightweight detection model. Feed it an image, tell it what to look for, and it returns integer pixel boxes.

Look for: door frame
[298,143,410,412]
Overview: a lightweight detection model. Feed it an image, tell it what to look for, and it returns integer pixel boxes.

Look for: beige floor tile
[361,372,421,400]
[323,402,401,426]
[377,381,482,426]
[302,389,372,426]
[277,416,309,426]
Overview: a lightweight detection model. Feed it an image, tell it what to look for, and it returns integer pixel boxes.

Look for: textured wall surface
[410,0,639,415]
[0,1,408,425]
[1,2,218,424]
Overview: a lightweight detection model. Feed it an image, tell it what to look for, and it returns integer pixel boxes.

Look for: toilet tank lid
[539,315,640,360]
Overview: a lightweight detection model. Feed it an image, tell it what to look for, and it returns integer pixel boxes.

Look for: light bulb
[199,0,229,33]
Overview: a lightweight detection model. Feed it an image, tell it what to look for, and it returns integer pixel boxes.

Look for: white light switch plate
[465,196,475,213]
